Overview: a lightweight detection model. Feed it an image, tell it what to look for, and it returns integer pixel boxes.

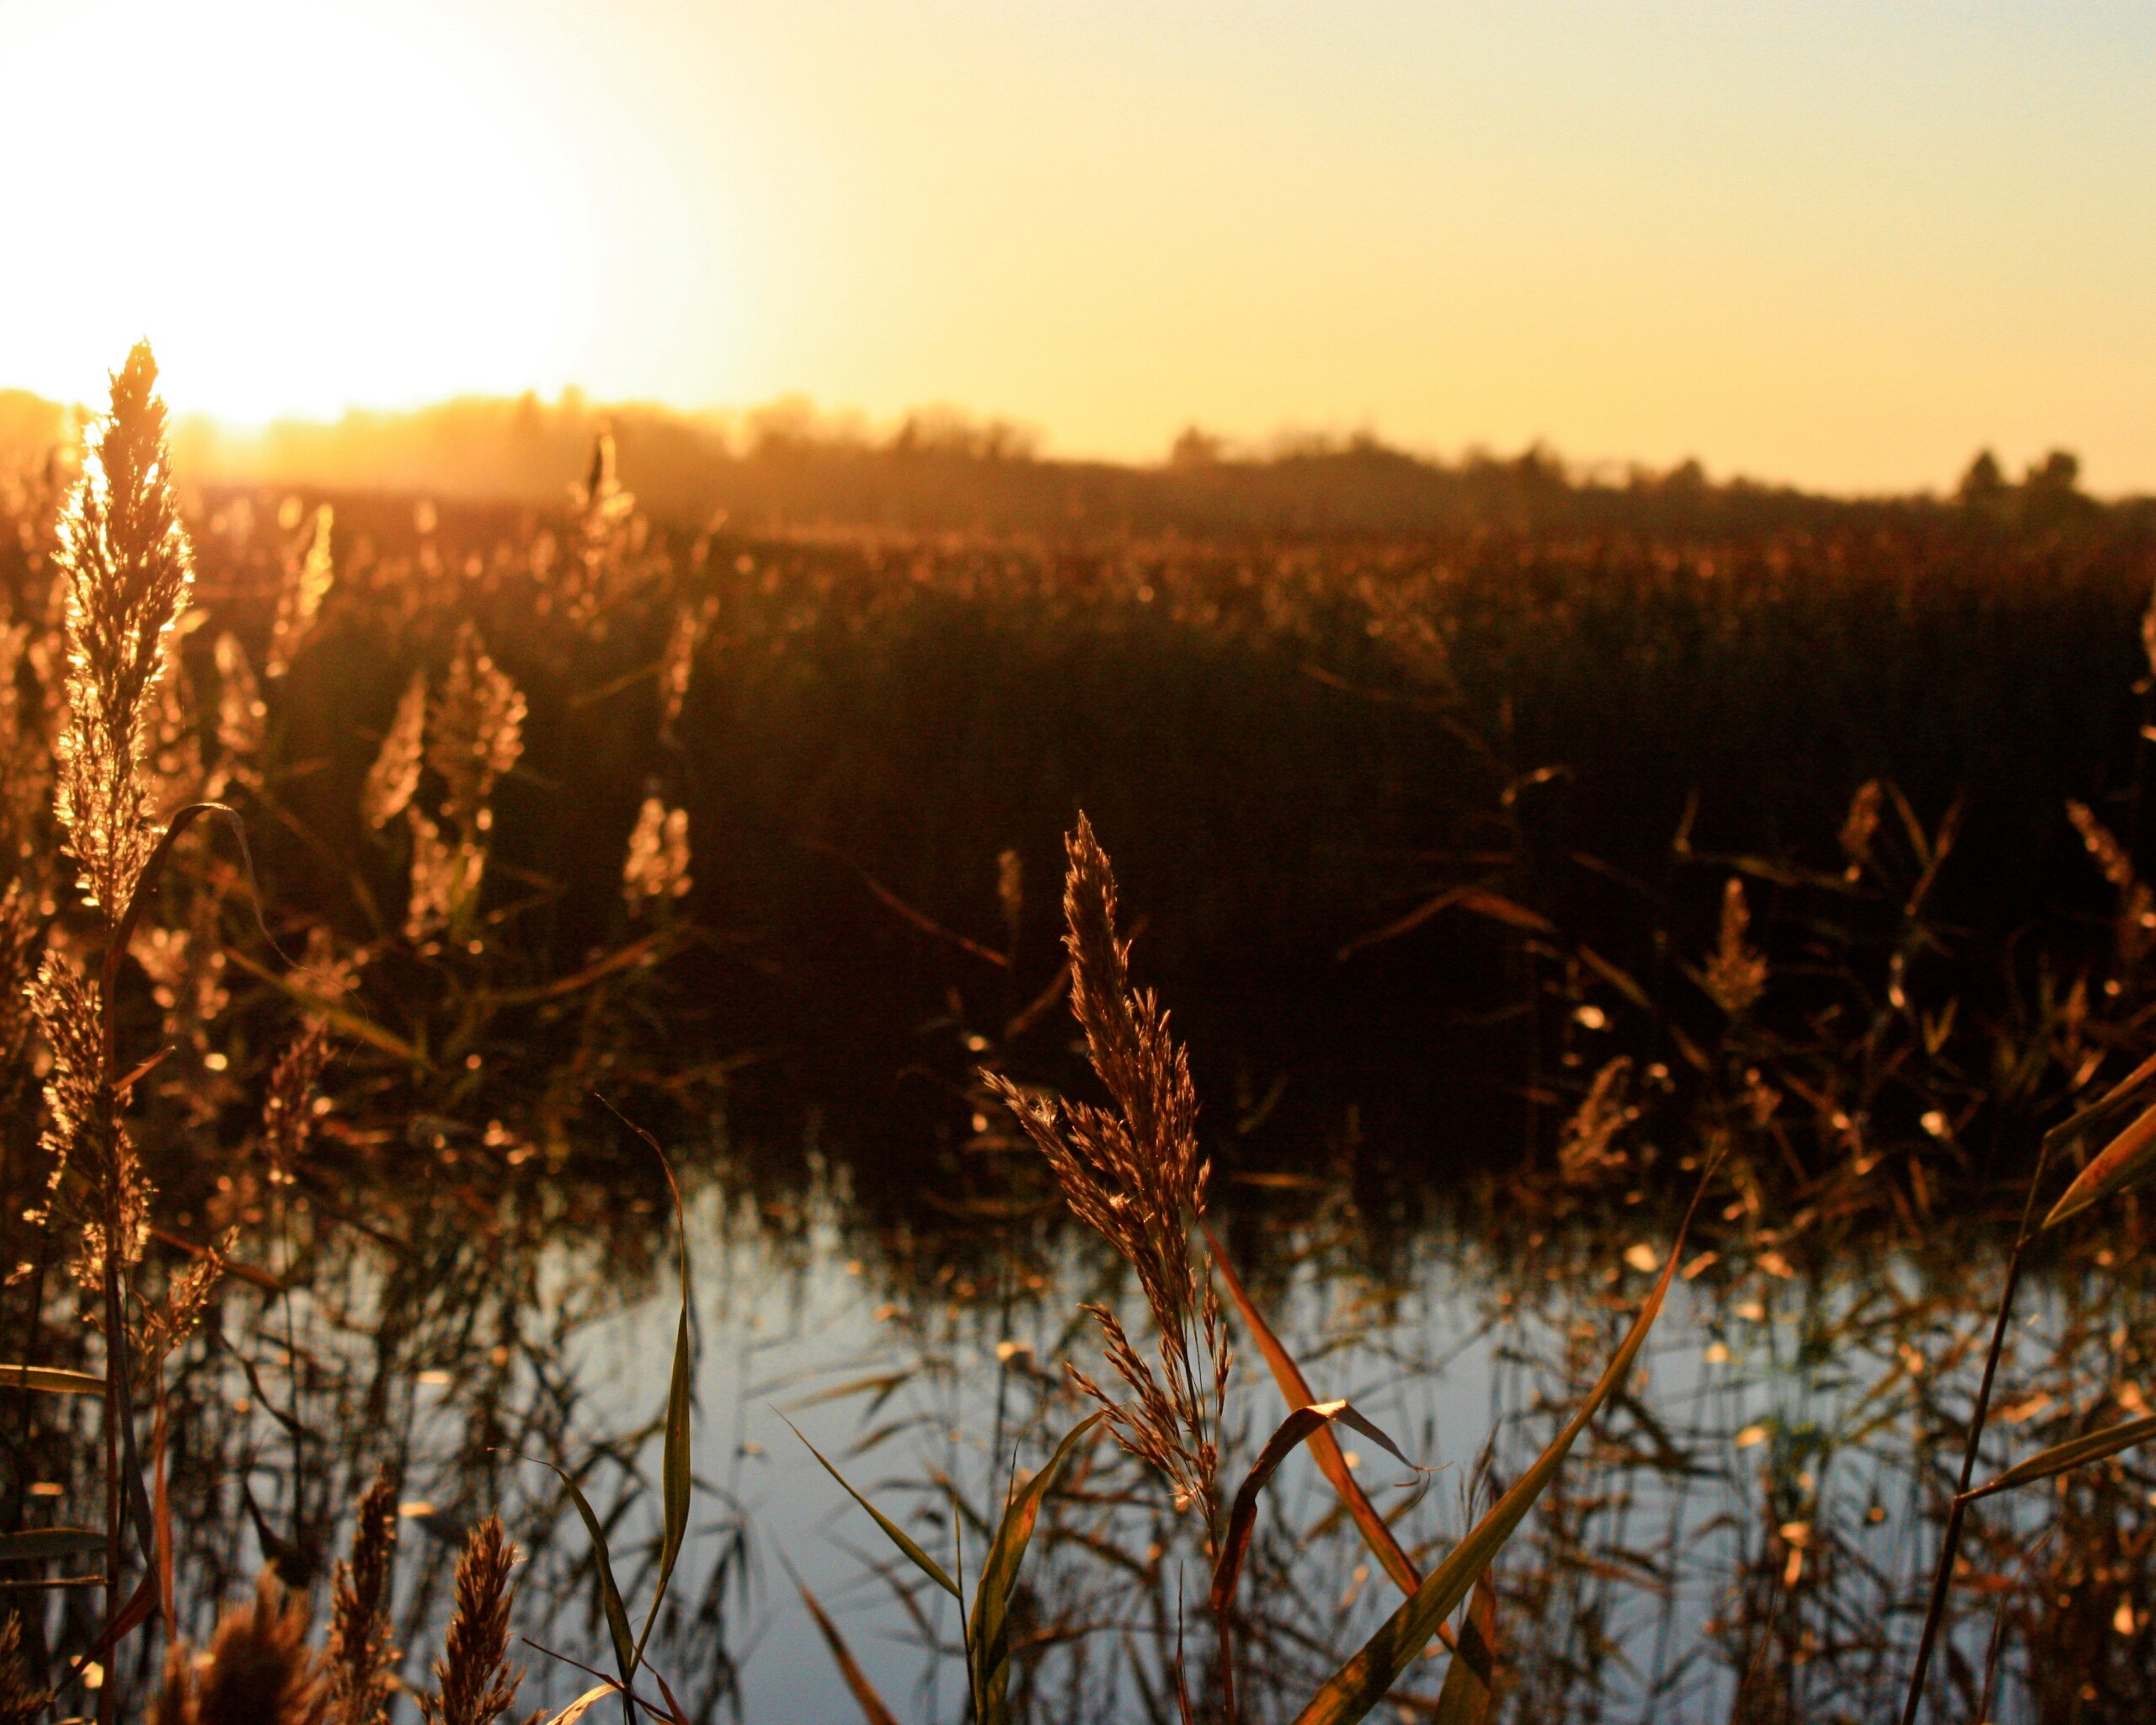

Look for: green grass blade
[0,1364,105,1396]
[1963,1413,2156,1503]
[1289,1172,1705,1725]
[786,1416,960,1599]
[0,1527,108,1562]
[795,1573,905,1725]
[608,1110,696,1667]
[509,1452,640,1694]
[967,1413,1103,1724]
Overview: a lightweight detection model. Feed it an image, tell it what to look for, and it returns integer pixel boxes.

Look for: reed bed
[6,344,2156,1722]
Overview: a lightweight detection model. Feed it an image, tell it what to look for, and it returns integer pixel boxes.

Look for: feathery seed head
[988,815,1228,1518]
[360,671,428,830]
[52,340,195,914]
[418,1517,525,1725]
[195,1570,328,1725]
[622,794,692,909]
[261,1022,334,1186]
[0,1612,50,1725]
[266,505,334,678]
[326,1469,400,1725]
[426,622,524,833]
[1704,876,1768,1017]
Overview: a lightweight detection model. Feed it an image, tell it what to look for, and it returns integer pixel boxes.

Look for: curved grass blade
[508,1453,639,1696]
[0,1364,104,1396]
[2044,1097,2156,1230]
[785,1416,959,1599]
[1290,1164,1710,1725]
[600,1105,696,1669]
[794,1573,904,1725]
[542,1685,623,1725]
[1210,1401,1415,1616]
[1204,1222,1424,1599]
[968,1412,1104,1722]
[0,1528,108,1562]
[1963,1413,2156,1503]
[1430,1574,1498,1725]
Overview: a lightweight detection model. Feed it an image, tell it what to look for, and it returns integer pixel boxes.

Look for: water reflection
[16,1105,2155,1723]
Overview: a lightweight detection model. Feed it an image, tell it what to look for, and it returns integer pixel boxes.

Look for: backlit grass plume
[418,1517,526,1725]
[51,340,194,916]
[990,815,1230,1518]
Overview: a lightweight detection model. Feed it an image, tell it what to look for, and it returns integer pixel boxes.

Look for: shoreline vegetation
[8,348,2156,1720]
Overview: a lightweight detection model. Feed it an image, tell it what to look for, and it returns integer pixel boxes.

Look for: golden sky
[2,0,2151,493]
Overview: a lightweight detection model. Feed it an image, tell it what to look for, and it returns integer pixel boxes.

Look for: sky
[0,0,2150,493]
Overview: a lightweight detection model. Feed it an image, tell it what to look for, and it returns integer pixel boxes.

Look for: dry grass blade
[537,1686,620,1725]
[1210,1401,1414,1617]
[1963,1413,2156,1503]
[2044,1097,2156,1229]
[1429,1576,1498,1725]
[0,1529,106,1562]
[1289,1166,1710,1725]
[793,1577,903,1725]
[0,1364,104,1395]
[1203,1224,1425,1600]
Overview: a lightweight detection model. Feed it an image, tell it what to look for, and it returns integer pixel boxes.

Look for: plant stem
[1897,1133,2053,1725]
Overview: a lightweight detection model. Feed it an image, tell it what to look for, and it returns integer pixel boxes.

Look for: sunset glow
[1,2,2151,489]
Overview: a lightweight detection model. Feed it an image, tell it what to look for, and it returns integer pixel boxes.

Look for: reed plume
[418,1517,526,1725]
[567,429,637,625]
[988,815,1229,1519]
[2068,798,2155,975]
[622,793,692,909]
[1557,1055,1636,1185]
[211,631,265,791]
[51,340,194,916]
[0,1613,49,1725]
[1703,875,1768,1017]
[361,670,427,830]
[1838,778,1882,880]
[193,1571,328,1725]
[657,598,712,744]
[26,948,148,1299]
[0,879,38,1075]
[325,1470,400,1725]
[265,505,334,679]
[427,622,525,836]
[260,1021,334,1188]
[398,622,524,939]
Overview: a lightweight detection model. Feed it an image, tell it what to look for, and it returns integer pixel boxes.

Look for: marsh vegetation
[6,351,2156,1722]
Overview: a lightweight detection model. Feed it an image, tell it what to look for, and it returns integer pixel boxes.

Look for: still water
[125,1091,2156,1725]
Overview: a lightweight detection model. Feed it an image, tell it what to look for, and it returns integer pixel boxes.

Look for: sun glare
[0,0,577,422]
